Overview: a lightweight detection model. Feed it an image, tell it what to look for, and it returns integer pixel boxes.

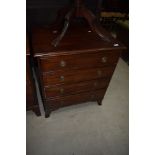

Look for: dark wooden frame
[26,36,41,116]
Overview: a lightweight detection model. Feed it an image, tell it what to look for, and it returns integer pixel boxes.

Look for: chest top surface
[32,24,125,57]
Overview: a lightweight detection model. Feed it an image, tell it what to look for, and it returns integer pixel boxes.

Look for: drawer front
[42,66,115,86]
[44,78,110,99]
[46,89,106,109]
[39,51,120,72]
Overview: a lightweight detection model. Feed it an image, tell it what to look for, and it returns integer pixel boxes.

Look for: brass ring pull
[102,57,107,63]
[60,75,65,81]
[94,82,98,87]
[60,60,66,67]
[97,70,102,76]
[60,88,64,94]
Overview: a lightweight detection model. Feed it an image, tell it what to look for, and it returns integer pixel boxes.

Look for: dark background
[26,0,129,28]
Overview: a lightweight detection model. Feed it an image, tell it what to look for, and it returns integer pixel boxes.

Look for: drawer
[42,66,115,86]
[39,51,120,72]
[44,78,110,99]
[46,89,106,109]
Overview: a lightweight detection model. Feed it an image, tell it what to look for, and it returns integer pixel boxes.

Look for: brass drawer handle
[97,70,102,76]
[60,75,65,81]
[101,57,107,63]
[60,60,66,67]
[60,88,64,94]
[94,82,98,87]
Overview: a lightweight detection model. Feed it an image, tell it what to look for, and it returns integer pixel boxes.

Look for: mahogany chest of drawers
[26,36,41,116]
[32,25,125,117]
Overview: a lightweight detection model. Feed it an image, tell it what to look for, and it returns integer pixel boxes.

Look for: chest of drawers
[26,36,41,116]
[32,25,125,117]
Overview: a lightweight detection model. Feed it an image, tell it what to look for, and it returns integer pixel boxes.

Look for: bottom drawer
[45,89,106,109]
[44,78,110,99]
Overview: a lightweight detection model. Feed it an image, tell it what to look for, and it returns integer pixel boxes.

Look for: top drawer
[39,51,120,72]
